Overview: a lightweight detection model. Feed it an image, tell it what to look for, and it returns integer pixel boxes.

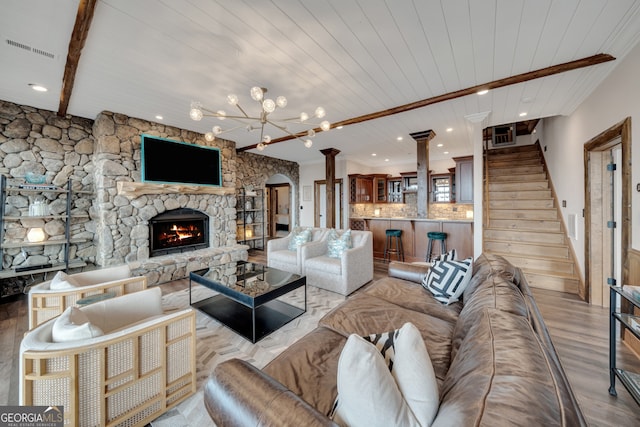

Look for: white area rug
[151,284,345,426]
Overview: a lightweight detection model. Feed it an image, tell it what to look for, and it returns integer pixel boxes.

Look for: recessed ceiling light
[437,143,443,147]
[155,115,163,120]
[384,158,389,162]
[519,112,527,117]
[446,128,453,132]
[477,89,489,95]
[29,83,47,92]
[444,151,449,154]
[336,125,343,129]
[396,136,403,141]
[372,153,377,156]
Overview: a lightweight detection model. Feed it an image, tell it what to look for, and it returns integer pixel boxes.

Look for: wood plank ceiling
[1,0,640,166]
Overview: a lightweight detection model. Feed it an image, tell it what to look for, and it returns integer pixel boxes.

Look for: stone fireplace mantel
[116,181,235,198]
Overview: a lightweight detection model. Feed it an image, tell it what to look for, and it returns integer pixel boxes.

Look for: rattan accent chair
[20,287,197,427]
[28,265,148,329]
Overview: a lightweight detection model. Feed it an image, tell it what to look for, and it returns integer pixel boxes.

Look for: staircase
[483,144,581,293]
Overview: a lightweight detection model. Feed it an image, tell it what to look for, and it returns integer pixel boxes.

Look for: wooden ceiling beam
[57,0,98,117]
[237,53,614,152]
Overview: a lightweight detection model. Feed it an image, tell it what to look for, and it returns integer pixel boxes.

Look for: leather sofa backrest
[451,274,530,361]
[463,253,520,301]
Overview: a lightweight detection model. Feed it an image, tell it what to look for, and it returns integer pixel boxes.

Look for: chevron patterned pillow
[438,248,457,261]
[422,257,473,304]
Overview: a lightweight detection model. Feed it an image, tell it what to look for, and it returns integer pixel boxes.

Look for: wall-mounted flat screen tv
[141,134,222,186]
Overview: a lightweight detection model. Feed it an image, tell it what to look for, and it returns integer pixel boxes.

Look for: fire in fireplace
[149,208,209,256]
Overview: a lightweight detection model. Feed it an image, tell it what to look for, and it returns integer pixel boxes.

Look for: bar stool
[426,231,447,262]
[384,229,404,262]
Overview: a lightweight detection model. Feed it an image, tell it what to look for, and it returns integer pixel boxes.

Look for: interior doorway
[314,179,343,229]
[266,174,294,238]
[584,117,631,305]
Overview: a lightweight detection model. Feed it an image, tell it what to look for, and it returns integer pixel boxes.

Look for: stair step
[488,150,540,161]
[484,240,569,258]
[484,228,566,245]
[490,190,552,200]
[520,270,579,293]
[489,181,549,191]
[489,209,558,220]
[488,165,544,175]
[490,172,547,182]
[488,145,540,155]
[489,199,555,209]
[488,218,561,232]
[488,158,542,168]
[501,253,576,275]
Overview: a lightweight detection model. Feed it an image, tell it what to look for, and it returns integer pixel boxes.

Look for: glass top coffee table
[189,261,306,343]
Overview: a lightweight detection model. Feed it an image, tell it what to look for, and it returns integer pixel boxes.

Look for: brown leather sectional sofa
[204,253,586,426]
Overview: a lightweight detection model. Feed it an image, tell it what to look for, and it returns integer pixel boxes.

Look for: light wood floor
[2,253,640,426]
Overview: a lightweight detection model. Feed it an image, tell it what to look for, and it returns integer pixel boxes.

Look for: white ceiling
[2,0,640,167]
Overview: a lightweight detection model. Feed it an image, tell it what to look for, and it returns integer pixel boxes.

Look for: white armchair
[28,265,147,329]
[20,287,196,427]
[302,230,373,295]
[267,227,329,275]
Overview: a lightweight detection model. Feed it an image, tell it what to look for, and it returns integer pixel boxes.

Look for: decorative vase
[245,200,252,210]
[246,214,253,224]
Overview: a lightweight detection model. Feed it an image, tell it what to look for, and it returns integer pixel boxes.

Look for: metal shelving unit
[237,188,265,251]
[0,175,90,281]
[609,285,640,405]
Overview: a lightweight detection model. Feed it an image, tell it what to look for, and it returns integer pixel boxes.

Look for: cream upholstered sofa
[303,230,373,295]
[20,287,196,427]
[28,264,147,329]
[267,227,330,275]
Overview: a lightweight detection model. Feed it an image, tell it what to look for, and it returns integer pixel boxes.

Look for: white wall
[298,158,351,228]
[541,40,640,277]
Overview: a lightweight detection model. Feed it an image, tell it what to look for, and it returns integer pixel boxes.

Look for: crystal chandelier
[189,87,330,150]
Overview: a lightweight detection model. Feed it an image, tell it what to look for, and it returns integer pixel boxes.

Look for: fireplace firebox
[149,208,209,256]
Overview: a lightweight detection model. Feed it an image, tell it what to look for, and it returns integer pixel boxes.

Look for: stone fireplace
[149,208,209,257]
[91,112,239,269]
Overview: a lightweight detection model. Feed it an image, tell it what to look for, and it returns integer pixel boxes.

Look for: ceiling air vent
[5,38,55,59]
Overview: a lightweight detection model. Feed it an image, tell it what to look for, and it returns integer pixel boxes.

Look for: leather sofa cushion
[263,327,346,417]
[434,308,577,427]
[363,276,462,325]
[319,292,455,382]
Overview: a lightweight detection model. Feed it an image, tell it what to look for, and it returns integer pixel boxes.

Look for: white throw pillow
[52,306,104,342]
[333,323,439,427]
[422,257,473,304]
[49,271,80,290]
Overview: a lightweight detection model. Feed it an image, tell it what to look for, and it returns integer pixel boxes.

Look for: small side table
[76,292,116,306]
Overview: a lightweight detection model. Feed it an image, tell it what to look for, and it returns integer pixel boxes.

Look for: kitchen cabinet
[360,218,473,262]
[349,174,389,203]
[454,156,473,203]
[348,175,373,203]
[387,178,403,203]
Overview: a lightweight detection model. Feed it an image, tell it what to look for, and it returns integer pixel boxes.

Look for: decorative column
[320,148,341,228]
[464,111,491,259]
[410,130,436,218]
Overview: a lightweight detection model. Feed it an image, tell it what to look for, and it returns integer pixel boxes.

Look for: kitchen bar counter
[350,217,473,262]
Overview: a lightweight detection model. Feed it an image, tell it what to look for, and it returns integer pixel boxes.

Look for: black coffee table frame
[189,262,306,343]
